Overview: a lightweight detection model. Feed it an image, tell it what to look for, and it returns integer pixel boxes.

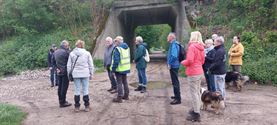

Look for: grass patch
[0,103,26,125]
[94,59,105,73]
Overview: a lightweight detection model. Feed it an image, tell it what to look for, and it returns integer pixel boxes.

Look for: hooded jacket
[209,44,226,75]
[181,42,205,76]
[111,42,130,74]
[67,47,94,78]
[203,47,216,72]
[134,43,147,69]
[167,40,180,68]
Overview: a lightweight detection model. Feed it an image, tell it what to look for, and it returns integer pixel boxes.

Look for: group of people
[48,40,94,112]
[47,31,244,121]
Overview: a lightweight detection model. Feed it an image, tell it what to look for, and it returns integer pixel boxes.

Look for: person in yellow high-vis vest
[110,36,131,103]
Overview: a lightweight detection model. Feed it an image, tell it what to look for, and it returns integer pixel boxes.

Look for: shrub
[0,103,26,125]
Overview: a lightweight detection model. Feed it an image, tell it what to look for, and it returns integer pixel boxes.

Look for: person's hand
[49,67,52,70]
[167,65,171,69]
[57,68,61,73]
[133,60,135,63]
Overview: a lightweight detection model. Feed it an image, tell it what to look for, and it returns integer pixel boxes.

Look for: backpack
[178,43,186,62]
[143,48,150,62]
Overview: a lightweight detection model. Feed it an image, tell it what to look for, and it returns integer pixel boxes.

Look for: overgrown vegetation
[0,103,26,125]
[193,0,277,84]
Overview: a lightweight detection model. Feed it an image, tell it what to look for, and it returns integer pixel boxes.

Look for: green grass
[94,59,105,73]
[0,103,26,125]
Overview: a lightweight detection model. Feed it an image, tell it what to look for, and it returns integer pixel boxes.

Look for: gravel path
[1,63,277,125]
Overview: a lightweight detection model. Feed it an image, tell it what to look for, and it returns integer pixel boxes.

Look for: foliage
[0,103,26,125]
[0,26,93,76]
[0,0,92,39]
[94,59,105,73]
[135,24,171,51]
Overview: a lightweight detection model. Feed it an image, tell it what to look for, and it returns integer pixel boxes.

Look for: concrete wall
[92,0,191,59]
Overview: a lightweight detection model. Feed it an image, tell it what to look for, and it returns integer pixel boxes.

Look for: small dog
[200,88,225,115]
[225,71,250,91]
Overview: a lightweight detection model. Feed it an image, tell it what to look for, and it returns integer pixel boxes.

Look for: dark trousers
[50,67,58,86]
[107,66,117,89]
[115,73,129,97]
[57,75,69,105]
[204,71,216,92]
[169,68,181,101]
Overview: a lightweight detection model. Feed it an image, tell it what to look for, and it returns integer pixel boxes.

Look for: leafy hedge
[0,27,93,76]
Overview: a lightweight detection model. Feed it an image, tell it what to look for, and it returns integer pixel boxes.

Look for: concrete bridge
[92,0,191,59]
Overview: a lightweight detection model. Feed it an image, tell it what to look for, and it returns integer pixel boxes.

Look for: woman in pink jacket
[181,31,205,122]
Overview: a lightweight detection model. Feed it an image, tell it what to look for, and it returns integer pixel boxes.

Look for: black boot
[122,94,129,100]
[186,111,201,122]
[83,95,90,112]
[134,86,142,91]
[140,87,146,93]
[74,95,80,112]
[113,96,123,103]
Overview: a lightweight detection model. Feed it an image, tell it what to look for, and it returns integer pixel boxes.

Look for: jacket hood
[119,42,129,49]
[72,47,86,56]
[190,42,204,51]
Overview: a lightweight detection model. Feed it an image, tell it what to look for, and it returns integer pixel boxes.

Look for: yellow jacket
[228,42,244,65]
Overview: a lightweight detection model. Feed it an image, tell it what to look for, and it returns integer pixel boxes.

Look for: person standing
[134,36,148,93]
[67,40,94,112]
[110,36,131,103]
[104,37,117,93]
[53,40,72,108]
[228,36,244,73]
[181,31,205,122]
[167,32,181,105]
[209,36,227,99]
[48,44,58,87]
[202,39,216,91]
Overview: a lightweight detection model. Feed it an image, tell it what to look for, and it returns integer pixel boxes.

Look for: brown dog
[201,88,224,115]
[225,71,249,91]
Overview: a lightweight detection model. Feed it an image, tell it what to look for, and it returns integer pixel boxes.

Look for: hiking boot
[74,107,80,112]
[107,88,114,92]
[170,99,181,105]
[186,111,201,122]
[110,89,117,94]
[60,102,72,108]
[171,96,176,99]
[134,86,142,91]
[113,97,123,103]
[84,106,91,112]
[122,95,129,100]
[140,87,147,93]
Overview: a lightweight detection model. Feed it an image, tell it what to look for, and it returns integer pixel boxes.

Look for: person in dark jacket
[110,36,131,103]
[202,39,216,91]
[53,40,72,108]
[104,37,117,93]
[134,36,148,93]
[167,32,181,105]
[209,36,227,100]
[48,44,58,87]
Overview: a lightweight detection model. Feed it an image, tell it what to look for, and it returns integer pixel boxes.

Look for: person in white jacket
[67,40,94,112]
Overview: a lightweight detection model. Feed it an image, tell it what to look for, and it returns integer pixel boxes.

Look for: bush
[0,103,26,125]
[0,26,93,76]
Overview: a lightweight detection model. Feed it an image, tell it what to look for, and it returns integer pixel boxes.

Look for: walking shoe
[107,88,114,92]
[122,95,129,100]
[84,106,91,112]
[51,84,54,87]
[186,111,201,122]
[170,99,181,105]
[140,87,147,93]
[171,96,176,99]
[134,86,142,91]
[110,89,117,94]
[60,102,72,108]
[74,107,80,112]
[112,97,123,103]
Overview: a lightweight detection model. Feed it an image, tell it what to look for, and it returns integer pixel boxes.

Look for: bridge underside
[93,0,190,59]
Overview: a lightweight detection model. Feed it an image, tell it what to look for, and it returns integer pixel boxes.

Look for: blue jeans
[207,73,216,92]
[214,74,226,99]
[50,67,58,86]
[73,77,89,96]
[137,68,147,87]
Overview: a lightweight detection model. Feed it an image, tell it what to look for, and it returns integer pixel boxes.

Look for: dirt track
[1,63,277,125]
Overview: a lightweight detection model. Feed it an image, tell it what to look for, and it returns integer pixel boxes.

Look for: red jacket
[181,42,205,76]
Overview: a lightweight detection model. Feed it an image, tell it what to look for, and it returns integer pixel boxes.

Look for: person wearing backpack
[134,36,148,93]
[167,33,181,105]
